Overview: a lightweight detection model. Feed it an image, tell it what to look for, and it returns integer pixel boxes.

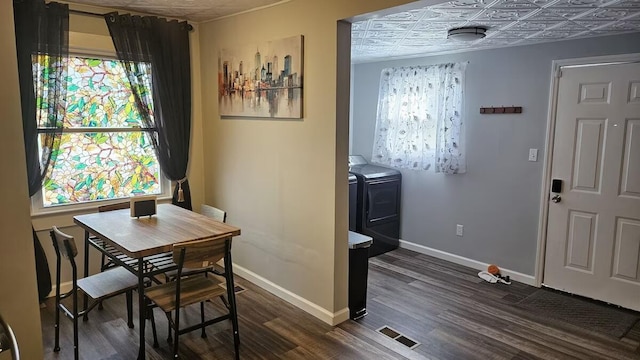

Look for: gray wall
[351,33,640,275]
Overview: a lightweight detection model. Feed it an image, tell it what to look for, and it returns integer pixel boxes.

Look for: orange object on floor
[487,264,500,275]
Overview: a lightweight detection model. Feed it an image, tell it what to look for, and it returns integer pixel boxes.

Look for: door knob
[551,195,561,203]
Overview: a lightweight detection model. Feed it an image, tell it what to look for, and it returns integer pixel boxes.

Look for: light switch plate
[528,148,538,162]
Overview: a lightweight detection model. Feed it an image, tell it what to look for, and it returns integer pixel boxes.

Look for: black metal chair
[200,204,227,223]
[50,226,138,360]
[145,236,240,359]
[163,204,228,282]
[91,202,173,314]
[0,313,19,360]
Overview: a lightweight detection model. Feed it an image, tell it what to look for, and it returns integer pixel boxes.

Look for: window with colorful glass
[34,56,164,207]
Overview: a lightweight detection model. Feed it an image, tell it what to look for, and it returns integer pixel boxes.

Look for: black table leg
[137,257,146,360]
[225,245,240,359]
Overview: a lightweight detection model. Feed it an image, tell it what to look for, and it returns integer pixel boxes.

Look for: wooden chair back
[173,237,229,271]
[98,202,130,212]
[146,235,238,358]
[200,204,227,223]
[50,226,78,260]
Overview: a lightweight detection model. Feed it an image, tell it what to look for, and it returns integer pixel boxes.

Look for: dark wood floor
[40,248,640,359]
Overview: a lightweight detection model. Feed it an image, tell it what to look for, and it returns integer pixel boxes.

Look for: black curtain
[105,13,193,210]
[13,0,69,302]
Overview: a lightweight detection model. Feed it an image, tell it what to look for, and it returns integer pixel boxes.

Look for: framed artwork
[218,35,304,119]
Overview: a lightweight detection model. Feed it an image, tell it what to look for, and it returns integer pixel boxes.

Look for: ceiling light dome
[447,26,487,41]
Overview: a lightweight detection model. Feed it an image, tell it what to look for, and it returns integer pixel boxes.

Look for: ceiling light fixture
[447,26,487,41]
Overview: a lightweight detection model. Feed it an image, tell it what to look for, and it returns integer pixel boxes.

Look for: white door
[544,62,640,311]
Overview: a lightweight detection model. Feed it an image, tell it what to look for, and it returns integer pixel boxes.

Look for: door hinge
[555,69,563,78]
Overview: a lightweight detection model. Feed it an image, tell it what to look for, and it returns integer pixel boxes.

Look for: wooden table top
[74,204,241,258]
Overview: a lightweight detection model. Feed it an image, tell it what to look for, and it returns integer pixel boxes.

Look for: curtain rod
[69,9,105,18]
[68,9,194,31]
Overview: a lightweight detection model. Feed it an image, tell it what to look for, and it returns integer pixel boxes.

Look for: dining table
[74,203,241,360]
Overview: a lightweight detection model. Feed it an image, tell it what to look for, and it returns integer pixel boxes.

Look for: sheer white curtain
[372,62,467,174]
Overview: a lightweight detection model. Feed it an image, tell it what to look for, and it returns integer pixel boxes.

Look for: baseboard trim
[332,307,351,325]
[233,264,349,326]
[399,240,536,286]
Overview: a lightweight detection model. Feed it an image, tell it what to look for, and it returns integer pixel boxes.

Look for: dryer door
[365,177,400,226]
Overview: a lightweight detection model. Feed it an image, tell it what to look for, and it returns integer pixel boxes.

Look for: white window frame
[30,50,171,216]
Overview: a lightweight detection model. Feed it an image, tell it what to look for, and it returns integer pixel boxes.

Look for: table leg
[137,257,146,360]
[83,230,89,321]
[225,243,240,359]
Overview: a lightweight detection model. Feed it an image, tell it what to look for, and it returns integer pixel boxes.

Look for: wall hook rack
[480,106,522,114]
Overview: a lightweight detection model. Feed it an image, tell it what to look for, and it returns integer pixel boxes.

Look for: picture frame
[218,35,304,119]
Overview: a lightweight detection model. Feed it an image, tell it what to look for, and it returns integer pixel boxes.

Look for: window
[372,62,467,174]
[33,55,166,209]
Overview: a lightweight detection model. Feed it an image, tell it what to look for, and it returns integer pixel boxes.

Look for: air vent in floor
[377,326,420,350]
[220,283,246,294]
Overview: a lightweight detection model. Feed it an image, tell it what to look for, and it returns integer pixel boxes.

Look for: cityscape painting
[218,35,304,119]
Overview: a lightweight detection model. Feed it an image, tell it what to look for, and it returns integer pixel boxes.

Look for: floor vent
[377,326,420,349]
[220,283,246,294]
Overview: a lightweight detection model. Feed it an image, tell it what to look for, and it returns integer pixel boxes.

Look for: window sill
[31,196,173,232]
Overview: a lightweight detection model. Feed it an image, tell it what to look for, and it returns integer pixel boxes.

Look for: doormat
[516,289,640,338]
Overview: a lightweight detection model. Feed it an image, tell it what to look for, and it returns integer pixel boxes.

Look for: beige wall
[0,0,44,358]
[198,0,419,323]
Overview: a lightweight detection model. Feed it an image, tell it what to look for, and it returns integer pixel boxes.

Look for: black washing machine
[348,155,401,257]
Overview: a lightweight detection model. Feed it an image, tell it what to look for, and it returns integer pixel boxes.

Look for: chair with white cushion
[50,226,138,360]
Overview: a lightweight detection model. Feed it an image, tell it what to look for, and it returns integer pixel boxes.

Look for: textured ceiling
[66,0,640,60]
[352,0,640,63]
[67,0,284,22]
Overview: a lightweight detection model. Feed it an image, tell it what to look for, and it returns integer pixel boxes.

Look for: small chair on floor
[164,204,227,282]
[50,226,138,360]
[145,236,240,359]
